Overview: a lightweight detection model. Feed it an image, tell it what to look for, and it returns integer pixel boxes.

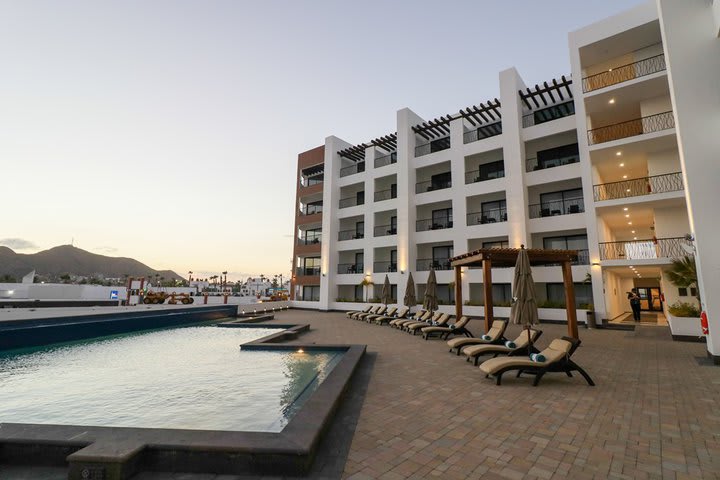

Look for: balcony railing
[416,217,453,232]
[337,263,363,274]
[522,101,575,128]
[598,237,686,261]
[541,249,590,266]
[463,122,502,144]
[373,261,397,273]
[466,208,508,226]
[374,189,397,202]
[416,178,451,194]
[299,204,323,215]
[593,172,684,201]
[375,152,397,168]
[526,154,579,172]
[295,266,321,276]
[340,162,365,178]
[338,229,363,241]
[339,195,364,209]
[300,176,323,187]
[415,137,450,157]
[465,167,505,184]
[587,111,674,145]
[297,236,321,245]
[582,54,666,93]
[416,258,452,271]
[374,225,397,237]
[529,198,585,218]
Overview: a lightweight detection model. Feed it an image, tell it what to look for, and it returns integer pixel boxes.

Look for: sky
[0,0,645,281]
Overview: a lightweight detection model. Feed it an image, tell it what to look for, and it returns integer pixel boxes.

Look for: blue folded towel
[530,353,546,363]
[504,340,516,349]
[481,334,492,341]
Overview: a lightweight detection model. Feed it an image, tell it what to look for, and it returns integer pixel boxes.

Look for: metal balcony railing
[374,189,397,202]
[598,237,686,261]
[337,263,363,274]
[582,53,666,93]
[300,176,323,187]
[374,225,397,237]
[375,152,397,168]
[587,111,674,145]
[465,167,505,184]
[522,101,575,128]
[373,261,397,273]
[529,198,585,218]
[299,204,323,215]
[463,122,502,144]
[338,229,363,241]
[416,258,452,271]
[297,236,321,245]
[339,195,364,208]
[415,137,450,157]
[593,172,683,201]
[526,154,579,172]
[416,217,453,232]
[415,178,451,194]
[295,266,321,276]
[339,162,365,178]
[541,249,590,266]
[466,208,508,226]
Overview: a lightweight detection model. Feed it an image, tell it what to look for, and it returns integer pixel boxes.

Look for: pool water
[0,325,342,432]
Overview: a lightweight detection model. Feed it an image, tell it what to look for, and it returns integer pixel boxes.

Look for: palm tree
[666,256,700,303]
[359,277,374,302]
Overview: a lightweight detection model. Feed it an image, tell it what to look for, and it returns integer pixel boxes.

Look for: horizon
[2,0,645,281]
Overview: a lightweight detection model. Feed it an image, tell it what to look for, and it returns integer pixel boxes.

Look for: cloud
[94,246,118,254]
[0,238,38,250]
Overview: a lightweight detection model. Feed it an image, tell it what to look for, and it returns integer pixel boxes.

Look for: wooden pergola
[450,247,581,339]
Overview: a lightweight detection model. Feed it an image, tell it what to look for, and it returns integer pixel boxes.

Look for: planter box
[667,314,704,341]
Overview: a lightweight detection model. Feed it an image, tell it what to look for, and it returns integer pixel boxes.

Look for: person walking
[628,289,642,321]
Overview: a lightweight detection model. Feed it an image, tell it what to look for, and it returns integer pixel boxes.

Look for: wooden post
[482,259,493,332]
[454,266,463,320]
[562,260,579,339]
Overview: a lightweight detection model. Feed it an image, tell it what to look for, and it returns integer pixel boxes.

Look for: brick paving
[5,310,720,479]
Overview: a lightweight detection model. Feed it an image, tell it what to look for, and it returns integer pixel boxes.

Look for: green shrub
[538,300,566,309]
[668,301,701,318]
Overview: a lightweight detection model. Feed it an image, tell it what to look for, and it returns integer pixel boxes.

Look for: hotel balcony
[465,160,505,184]
[463,122,502,144]
[374,224,397,237]
[339,161,365,178]
[598,236,686,261]
[295,266,321,277]
[338,229,363,241]
[337,263,363,275]
[299,203,323,215]
[416,216,453,232]
[415,136,450,157]
[416,257,452,271]
[526,153,579,173]
[416,177,451,194]
[466,206,507,226]
[529,197,585,219]
[522,100,575,128]
[587,111,674,146]
[373,261,397,273]
[582,54,666,94]
[297,235,321,246]
[593,172,683,202]
[374,188,397,202]
[374,152,397,169]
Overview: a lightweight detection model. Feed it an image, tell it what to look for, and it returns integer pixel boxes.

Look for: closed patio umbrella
[381,275,391,306]
[404,272,417,312]
[510,245,539,352]
[423,268,438,314]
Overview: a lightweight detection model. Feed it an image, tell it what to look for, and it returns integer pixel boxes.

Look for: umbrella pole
[527,324,533,355]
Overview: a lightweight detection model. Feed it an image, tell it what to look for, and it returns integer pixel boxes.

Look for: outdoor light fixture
[623,207,628,211]
[619,163,625,167]
[628,221,633,225]
[616,151,622,156]
[609,98,616,104]
[623,175,628,179]
[625,214,630,218]
[631,230,636,233]
[591,262,600,266]
[634,237,638,240]
[297,348,304,353]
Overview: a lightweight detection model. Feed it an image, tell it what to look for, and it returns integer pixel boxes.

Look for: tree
[666,256,700,303]
[60,273,71,284]
[0,274,17,283]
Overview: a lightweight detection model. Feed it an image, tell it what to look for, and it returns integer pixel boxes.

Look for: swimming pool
[0,324,343,432]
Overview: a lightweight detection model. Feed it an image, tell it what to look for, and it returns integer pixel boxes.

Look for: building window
[690,287,697,297]
[546,283,593,306]
[678,287,688,297]
[483,240,509,249]
[536,143,579,170]
[302,285,320,301]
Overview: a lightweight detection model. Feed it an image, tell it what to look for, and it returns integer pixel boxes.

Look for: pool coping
[0,318,366,479]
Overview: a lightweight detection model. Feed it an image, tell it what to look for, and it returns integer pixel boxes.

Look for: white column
[657,0,720,360]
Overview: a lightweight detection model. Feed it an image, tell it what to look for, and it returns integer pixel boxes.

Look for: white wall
[653,206,690,239]
[647,148,680,176]
[0,283,126,301]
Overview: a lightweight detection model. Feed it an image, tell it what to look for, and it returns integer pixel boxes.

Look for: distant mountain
[0,245,184,282]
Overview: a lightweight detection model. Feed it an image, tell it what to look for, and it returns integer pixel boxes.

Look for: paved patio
[3,309,720,479]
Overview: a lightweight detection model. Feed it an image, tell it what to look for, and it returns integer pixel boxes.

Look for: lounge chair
[447,319,508,355]
[346,305,372,318]
[406,312,449,335]
[366,306,396,323]
[391,309,428,329]
[400,310,438,331]
[356,305,386,321]
[421,315,472,340]
[375,306,409,325]
[462,328,542,366]
[352,305,381,320]
[479,336,595,386]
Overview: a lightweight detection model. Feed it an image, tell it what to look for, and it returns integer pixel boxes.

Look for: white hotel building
[291,2,720,359]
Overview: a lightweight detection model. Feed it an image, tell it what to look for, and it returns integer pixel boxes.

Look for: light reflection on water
[0,325,341,432]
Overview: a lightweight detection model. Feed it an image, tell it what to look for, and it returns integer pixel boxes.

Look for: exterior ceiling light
[628,221,633,225]
[616,151,622,156]
[625,214,630,218]
[623,175,628,179]
[609,98,616,104]
[619,163,625,167]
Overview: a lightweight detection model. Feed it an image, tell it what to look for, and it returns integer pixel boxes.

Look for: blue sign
[110,290,119,300]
